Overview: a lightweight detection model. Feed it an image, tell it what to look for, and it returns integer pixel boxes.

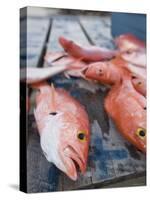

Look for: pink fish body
[83,60,146,152]
[104,79,146,153]
[84,57,146,96]
[59,36,118,62]
[115,33,146,52]
[33,82,90,180]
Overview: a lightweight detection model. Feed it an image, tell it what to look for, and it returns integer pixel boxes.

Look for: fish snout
[60,145,86,180]
[84,63,103,80]
[59,36,72,52]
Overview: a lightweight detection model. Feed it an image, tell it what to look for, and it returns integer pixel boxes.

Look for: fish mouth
[62,145,86,181]
[81,66,89,76]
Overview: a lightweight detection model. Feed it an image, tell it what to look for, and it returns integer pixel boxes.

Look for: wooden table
[20,9,146,193]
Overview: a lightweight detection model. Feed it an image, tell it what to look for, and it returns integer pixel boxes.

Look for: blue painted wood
[48,164,60,191]
[111,13,146,41]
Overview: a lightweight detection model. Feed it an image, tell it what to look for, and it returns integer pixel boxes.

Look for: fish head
[133,127,146,152]
[39,111,90,181]
[85,62,120,85]
[58,113,90,180]
[129,108,146,153]
[115,33,146,52]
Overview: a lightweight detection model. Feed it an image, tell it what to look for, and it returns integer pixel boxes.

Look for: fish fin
[64,56,86,78]
[64,71,71,79]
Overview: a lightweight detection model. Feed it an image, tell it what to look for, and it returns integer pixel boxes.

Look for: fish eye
[97,68,103,75]
[49,112,57,115]
[77,131,87,142]
[136,128,146,139]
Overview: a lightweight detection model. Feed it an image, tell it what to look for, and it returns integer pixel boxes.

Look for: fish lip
[61,145,86,180]
[65,145,85,169]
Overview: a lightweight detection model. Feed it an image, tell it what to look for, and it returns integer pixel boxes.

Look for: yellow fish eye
[136,128,146,140]
[77,130,87,142]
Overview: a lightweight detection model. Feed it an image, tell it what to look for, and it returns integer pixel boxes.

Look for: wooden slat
[26,18,60,193]
[79,16,115,49]
[45,16,90,54]
[90,120,116,183]
[26,18,50,67]
[105,119,136,177]
[25,18,50,114]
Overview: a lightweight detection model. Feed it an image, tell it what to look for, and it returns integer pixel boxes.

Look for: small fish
[84,57,146,96]
[115,34,146,68]
[115,33,146,52]
[104,78,146,153]
[120,50,146,68]
[32,82,90,180]
[56,57,146,152]
[59,36,118,62]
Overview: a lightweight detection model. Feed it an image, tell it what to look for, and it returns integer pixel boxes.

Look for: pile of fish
[21,33,146,180]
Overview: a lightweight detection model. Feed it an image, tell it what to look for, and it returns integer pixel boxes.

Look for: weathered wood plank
[79,16,115,49]
[105,118,136,177]
[26,18,50,114]
[26,18,61,193]
[90,120,116,183]
[46,16,90,52]
[27,18,50,67]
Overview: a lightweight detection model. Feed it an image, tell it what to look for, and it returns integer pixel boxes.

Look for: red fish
[59,34,146,68]
[59,36,118,62]
[32,82,90,180]
[83,60,146,152]
[120,50,146,68]
[115,34,146,68]
[75,57,146,96]
[104,78,146,153]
